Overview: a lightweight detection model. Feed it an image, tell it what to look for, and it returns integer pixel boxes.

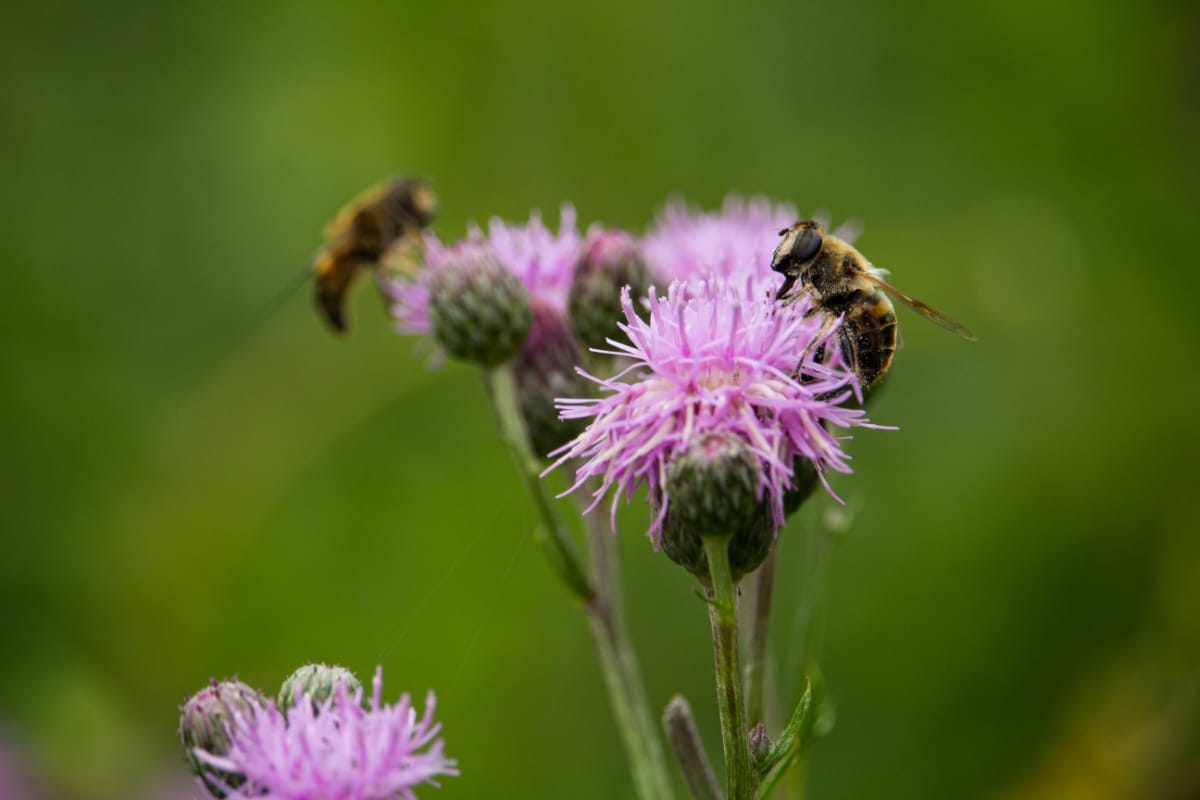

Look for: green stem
[483,365,674,800]
[703,535,756,800]
[788,505,854,687]
[584,507,677,800]
[483,365,591,599]
[779,505,854,798]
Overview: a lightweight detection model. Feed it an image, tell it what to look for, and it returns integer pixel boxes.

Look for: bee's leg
[802,313,839,360]
[794,312,839,384]
[836,323,855,371]
[805,322,858,402]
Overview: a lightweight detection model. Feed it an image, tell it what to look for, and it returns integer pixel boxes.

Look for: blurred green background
[2,0,1198,797]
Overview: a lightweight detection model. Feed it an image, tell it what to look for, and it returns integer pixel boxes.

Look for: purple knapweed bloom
[193,667,456,800]
[548,279,883,544]
[641,196,860,296]
[383,205,581,336]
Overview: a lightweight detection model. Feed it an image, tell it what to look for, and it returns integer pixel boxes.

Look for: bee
[312,176,438,333]
[771,220,976,390]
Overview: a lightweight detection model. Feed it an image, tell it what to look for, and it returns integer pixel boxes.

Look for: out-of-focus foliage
[1,0,1196,798]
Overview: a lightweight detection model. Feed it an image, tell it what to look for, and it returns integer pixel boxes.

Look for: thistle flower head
[193,667,457,800]
[425,242,533,366]
[549,279,882,545]
[641,196,798,293]
[642,196,861,296]
[483,205,582,311]
[384,206,581,338]
[568,228,650,350]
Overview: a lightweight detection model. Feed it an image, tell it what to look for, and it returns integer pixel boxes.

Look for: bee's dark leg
[793,313,838,382]
[811,323,859,403]
[836,324,855,373]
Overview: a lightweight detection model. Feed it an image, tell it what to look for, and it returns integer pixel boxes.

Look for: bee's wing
[863,273,978,341]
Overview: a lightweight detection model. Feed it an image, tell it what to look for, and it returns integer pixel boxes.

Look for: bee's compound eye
[789,227,823,264]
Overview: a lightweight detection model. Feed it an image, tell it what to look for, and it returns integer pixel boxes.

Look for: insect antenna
[262,258,318,319]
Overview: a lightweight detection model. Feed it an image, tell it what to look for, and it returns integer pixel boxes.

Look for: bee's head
[385,177,438,227]
[771,221,823,299]
[404,177,438,225]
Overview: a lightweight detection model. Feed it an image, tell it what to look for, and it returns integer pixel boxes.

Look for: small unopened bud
[661,432,775,580]
[568,230,650,350]
[179,679,264,797]
[516,303,590,457]
[748,722,773,766]
[428,248,532,366]
[278,663,362,714]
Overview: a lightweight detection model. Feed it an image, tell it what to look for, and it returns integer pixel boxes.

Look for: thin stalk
[789,523,829,682]
[483,365,591,599]
[703,534,756,800]
[743,545,778,729]
[788,504,855,689]
[779,505,854,798]
[663,695,724,800]
[584,505,677,800]
[483,364,674,800]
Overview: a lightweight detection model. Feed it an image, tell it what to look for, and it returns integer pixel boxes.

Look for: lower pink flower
[192,667,456,800]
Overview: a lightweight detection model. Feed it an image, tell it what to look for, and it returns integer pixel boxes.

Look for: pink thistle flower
[383,206,581,336]
[641,196,860,296]
[193,667,457,800]
[641,196,797,291]
[547,280,885,544]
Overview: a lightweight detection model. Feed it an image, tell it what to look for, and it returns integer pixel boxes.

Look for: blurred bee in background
[771,220,976,391]
[312,176,438,333]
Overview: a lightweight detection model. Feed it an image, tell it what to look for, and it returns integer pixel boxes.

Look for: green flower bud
[666,432,762,537]
[277,663,362,714]
[515,303,591,458]
[179,679,264,798]
[661,432,775,580]
[428,249,532,366]
[568,230,650,351]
